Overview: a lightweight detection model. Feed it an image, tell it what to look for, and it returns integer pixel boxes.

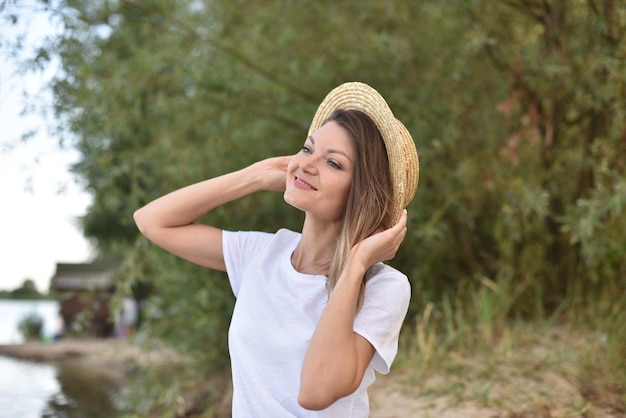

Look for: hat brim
[308,82,419,227]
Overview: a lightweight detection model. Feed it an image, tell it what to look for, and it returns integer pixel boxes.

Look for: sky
[0,5,93,292]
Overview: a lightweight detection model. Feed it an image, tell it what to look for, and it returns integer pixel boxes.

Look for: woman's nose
[299,154,319,174]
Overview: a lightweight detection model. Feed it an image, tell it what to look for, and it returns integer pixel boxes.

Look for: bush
[18,312,43,341]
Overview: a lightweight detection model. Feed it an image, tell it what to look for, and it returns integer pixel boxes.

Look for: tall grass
[398,275,626,415]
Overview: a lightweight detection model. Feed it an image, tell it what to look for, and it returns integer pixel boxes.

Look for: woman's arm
[133,156,290,271]
[298,210,408,410]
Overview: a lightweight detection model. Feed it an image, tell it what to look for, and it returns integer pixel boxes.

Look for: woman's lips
[294,177,317,190]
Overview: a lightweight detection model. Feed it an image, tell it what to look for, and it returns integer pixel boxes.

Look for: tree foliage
[3,0,625,414]
[18,311,44,340]
[0,279,48,300]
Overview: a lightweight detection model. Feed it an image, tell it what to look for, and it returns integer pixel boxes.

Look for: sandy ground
[1,339,623,417]
[368,372,501,418]
[0,339,137,364]
[0,338,172,381]
[0,339,487,416]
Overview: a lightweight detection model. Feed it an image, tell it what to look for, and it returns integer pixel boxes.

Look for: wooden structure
[50,261,117,337]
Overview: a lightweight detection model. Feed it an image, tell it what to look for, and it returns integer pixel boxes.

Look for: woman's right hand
[250,156,292,191]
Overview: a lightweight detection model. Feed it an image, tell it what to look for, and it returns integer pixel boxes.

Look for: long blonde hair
[324,109,394,310]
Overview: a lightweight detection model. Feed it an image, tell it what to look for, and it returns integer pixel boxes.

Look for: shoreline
[0,338,142,366]
[2,336,622,417]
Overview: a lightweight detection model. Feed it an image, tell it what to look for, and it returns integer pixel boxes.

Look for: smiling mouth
[295,177,317,190]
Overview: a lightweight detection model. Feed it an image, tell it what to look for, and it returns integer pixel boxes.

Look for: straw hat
[308,82,419,227]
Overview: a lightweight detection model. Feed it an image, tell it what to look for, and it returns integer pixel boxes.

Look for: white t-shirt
[222,228,411,417]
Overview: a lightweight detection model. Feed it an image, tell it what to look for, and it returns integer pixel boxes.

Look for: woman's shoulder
[225,228,300,247]
[258,228,301,246]
[366,262,408,280]
[274,228,301,240]
[365,263,411,292]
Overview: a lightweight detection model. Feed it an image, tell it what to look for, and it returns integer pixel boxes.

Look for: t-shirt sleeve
[222,230,274,297]
[353,265,411,374]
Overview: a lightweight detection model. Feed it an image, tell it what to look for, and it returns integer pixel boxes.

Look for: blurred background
[1,0,624,417]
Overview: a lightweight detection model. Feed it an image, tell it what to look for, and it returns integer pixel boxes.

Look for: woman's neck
[291,216,342,275]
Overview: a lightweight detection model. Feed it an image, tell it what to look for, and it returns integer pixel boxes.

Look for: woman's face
[284,121,355,222]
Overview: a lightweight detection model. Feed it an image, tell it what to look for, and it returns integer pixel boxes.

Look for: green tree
[18,311,43,339]
[3,0,625,414]
[465,0,626,314]
[11,279,43,299]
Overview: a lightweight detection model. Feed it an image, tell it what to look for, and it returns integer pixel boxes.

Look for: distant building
[50,261,117,337]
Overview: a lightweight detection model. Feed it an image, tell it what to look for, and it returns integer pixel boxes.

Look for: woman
[134,82,419,417]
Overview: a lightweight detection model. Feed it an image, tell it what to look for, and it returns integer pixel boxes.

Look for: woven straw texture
[308,82,419,227]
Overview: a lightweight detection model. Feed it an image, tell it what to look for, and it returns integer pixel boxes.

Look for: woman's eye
[328,160,341,169]
[301,146,311,153]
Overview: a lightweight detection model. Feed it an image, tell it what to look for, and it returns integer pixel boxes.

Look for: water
[0,300,61,344]
[0,300,119,418]
[0,356,59,417]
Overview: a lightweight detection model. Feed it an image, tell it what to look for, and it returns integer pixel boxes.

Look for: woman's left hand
[350,209,408,271]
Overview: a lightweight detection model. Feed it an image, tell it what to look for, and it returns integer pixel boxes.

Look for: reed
[398,276,626,415]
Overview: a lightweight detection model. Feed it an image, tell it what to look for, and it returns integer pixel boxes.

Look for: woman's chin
[283,193,302,211]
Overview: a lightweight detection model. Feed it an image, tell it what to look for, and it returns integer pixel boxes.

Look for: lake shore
[0,338,485,417]
[0,336,622,418]
[0,339,531,418]
[0,338,138,365]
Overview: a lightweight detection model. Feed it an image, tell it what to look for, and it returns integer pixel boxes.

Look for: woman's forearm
[298,259,372,410]
[133,159,287,270]
[133,156,289,270]
[298,213,407,410]
[134,155,290,234]
[134,166,262,233]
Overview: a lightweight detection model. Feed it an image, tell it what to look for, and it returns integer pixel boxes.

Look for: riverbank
[0,338,139,364]
[0,337,181,379]
[0,338,487,416]
[0,333,623,417]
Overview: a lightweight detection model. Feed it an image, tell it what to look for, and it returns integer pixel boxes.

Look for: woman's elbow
[297,379,360,411]
[297,388,334,411]
[133,207,151,235]
[133,208,144,230]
